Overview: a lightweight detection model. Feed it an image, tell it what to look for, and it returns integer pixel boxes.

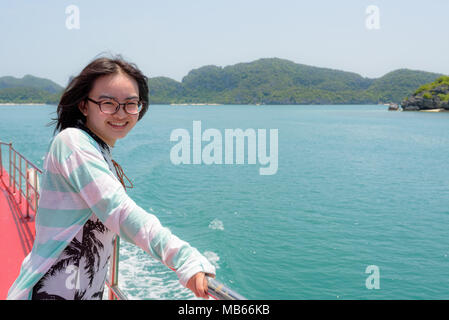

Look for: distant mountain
[0,75,63,104]
[366,69,443,104]
[149,58,443,105]
[401,76,449,111]
[148,76,184,103]
[0,75,63,93]
[0,58,444,105]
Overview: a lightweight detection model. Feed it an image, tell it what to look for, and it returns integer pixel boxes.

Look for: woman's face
[79,72,140,147]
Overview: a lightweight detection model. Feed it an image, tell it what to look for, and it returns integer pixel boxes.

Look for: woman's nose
[114,104,128,118]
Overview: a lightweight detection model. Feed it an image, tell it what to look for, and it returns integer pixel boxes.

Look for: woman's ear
[78,100,88,117]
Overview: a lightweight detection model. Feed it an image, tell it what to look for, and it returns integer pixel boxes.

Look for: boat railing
[0,140,246,301]
[0,141,42,219]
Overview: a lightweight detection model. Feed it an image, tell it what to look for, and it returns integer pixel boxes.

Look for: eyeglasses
[87,97,143,115]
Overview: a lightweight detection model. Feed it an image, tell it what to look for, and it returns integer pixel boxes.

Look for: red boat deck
[0,168,35,299]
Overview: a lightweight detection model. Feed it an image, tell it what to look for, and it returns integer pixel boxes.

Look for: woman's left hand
[186,272,212,299]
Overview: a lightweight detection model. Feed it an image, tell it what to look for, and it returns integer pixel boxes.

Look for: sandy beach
[419,108,448,112]
[0,103,47,106]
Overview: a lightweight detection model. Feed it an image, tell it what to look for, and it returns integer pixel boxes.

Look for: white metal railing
[0,141,42,219]
[0,140,246,300]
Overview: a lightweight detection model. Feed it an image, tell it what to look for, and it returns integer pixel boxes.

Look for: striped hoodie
[7,127,215,300]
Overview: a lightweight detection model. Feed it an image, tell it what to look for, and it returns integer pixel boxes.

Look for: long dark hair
[53,55,149,134]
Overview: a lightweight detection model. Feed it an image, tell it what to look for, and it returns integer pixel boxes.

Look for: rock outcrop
[401,76,449,111]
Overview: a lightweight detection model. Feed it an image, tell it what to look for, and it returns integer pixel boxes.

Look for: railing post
[108,236,121,300]
[0,143,3,178]
[33,168,38,218]
[19,156,22,204]
[26,162,30,217]
[9,143,12,189]
[12,148,16,194]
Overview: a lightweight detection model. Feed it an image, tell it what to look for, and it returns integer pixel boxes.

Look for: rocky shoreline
[401,76,449,111]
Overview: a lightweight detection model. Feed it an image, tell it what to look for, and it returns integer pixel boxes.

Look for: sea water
[1,104,449,300]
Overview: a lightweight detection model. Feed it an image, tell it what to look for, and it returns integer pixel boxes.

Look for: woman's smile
[107,120,129,129]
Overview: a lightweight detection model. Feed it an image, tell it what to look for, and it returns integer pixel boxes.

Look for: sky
[0,0,448,87]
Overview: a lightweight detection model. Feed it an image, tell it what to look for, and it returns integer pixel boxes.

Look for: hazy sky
[1,0,448,86]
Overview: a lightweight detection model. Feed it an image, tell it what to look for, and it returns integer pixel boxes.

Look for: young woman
[7,56,215,300]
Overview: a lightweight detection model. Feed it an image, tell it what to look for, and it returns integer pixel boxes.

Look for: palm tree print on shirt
[32,216,114,300]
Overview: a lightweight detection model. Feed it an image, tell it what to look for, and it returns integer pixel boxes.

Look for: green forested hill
[0,74,63,93]
[0,75,63,104]
[366,69,442,104]
[1,59,443,105]
[0,87,61,104]
[149,58,443,104]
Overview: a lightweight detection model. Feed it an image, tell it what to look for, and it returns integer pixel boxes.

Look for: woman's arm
[51,129,216,288]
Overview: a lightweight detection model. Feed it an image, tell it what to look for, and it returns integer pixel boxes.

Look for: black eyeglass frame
[86,97,143,115]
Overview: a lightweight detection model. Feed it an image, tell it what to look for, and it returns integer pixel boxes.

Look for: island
[401,76,449,111]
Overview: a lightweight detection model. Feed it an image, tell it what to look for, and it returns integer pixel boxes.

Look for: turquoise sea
[2,104,449,300]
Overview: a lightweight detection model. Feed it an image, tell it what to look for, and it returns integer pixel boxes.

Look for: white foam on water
[103,243,223,300]
[104,241,199,300]
[203,251,220,269]
[208,218,224,231]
